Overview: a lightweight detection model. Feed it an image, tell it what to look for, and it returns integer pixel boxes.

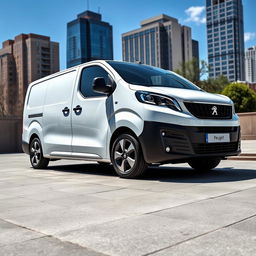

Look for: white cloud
[185,6,206,25]
[244,32,256,42]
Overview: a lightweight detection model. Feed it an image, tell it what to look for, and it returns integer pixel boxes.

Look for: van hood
[129,84,232,105]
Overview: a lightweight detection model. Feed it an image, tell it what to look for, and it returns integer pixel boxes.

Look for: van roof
[29,60,122,86]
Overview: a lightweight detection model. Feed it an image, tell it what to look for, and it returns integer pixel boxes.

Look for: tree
[198,75,229,93]
[174,59,229,93]
[222,82,256,113]
[174,58,208,84]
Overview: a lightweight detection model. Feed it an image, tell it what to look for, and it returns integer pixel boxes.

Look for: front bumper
[22,141,29,155]
[138,121,241,164]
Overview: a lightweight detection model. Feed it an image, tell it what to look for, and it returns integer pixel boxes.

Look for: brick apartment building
[0,33,59,116]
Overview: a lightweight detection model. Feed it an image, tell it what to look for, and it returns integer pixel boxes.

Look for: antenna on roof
[87,0,90,10]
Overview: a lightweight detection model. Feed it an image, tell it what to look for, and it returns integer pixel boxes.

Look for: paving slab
[151,216,256,256]
[0,219,43,246]
[1,236,107,256]
[0,153,255,256]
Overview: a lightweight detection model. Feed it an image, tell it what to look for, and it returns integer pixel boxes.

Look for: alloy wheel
[30,140,41,166]
[114,139,136,174]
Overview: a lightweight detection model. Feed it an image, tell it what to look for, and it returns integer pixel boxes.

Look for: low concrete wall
[0,113,255,154]
[238,112,256,140]
[0,118,22,153]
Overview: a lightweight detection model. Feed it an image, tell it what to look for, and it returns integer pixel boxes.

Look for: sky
[0,0,255,70]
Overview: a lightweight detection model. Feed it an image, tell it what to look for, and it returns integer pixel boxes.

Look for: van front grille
[197,127,238,133]
[184,102,232,119]
[192,142,238,154]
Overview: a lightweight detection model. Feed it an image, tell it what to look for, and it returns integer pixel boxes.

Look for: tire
[29,138,49,169]
[111,134,148,178]
[188,158,221,172]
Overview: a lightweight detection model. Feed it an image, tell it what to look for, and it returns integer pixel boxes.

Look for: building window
[140,36,144,63]
[145,33,150,65]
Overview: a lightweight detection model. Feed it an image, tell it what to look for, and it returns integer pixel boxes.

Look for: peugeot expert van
[22,61,240,178]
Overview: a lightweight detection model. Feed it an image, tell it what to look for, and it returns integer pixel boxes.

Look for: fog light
[166,146,171,153]
[162,132,165,137]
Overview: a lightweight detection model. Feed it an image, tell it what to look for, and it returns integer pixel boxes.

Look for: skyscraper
[122,14,199,71]
[245,46,256,83]
[206,0,245,81]
[67,10,113,68]
[0,33,59,116]
[192,40,200,80]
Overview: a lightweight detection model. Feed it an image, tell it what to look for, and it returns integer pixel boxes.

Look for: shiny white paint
[23,60,240,162]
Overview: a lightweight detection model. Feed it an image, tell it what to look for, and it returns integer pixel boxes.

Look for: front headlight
[135,91,182,112]
[232,102,235,115]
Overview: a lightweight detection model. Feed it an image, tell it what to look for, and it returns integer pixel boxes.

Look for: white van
[22,61,240,178]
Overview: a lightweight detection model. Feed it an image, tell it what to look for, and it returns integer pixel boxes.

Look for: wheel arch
[29,133,39,146]
[109,126,138,154]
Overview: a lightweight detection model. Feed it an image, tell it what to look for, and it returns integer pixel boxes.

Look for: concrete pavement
[241,140,256,154]
[228,140,256,160]
[0,154,256,256]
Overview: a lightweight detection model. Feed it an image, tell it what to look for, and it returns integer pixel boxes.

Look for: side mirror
[93,77,112,94]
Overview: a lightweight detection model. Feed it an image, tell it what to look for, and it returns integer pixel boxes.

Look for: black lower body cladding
[138,121,240,164]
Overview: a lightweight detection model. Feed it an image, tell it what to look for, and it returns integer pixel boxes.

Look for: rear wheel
[111,134,147,178]
[29,138,49,169]
[188,158,221,172]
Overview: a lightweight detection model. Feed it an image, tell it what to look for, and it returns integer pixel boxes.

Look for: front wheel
[188,158,221,172]
[111,134,148,178]
[29,138,49,169]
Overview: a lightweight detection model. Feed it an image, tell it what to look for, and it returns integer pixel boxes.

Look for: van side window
[80,66,109,97]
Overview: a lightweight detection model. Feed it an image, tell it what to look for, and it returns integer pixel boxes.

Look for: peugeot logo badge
[211,106,218,116]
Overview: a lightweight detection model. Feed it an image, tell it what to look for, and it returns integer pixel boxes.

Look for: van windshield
[107,61,201,91]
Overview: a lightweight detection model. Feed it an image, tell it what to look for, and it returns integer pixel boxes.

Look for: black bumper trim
[22,141,29,155]
[138,121,241,164]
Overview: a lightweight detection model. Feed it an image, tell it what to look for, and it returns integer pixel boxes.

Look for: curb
[228,153,256,161]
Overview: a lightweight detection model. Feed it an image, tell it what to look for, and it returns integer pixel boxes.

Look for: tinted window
[107,61,200,91]
[80,66,109,97]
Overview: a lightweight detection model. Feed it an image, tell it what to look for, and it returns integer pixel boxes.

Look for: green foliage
[222,82,256,113]
[175,59,229,93]
[198,75,229,93]
[175,58,207,84]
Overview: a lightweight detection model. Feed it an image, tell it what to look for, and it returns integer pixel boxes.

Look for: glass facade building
[245,46,256,83]
[206,0,245,81]
[122,14,199,71]
[67,11,113,68]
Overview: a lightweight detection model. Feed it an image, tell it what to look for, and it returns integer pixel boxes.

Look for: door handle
[62,107,70,116]
[73,105,82,115]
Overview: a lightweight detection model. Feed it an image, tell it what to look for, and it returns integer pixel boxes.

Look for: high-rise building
[67,10,113,68]
[206,0,245,81]
[0,33,59,116]
[192,40,200,80]
[245,46,256,83]
[122,14,199,71]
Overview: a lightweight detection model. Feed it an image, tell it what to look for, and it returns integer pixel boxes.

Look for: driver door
[71,64,113,159]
